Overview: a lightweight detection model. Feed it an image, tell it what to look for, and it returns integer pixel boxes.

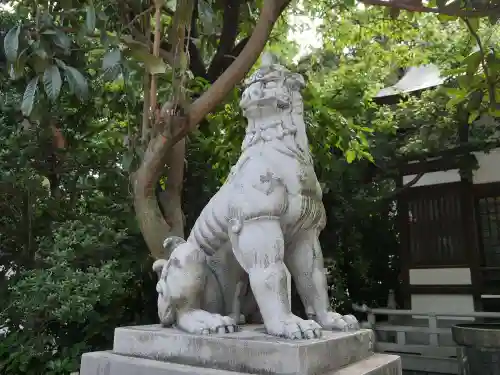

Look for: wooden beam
[410,285,474,295]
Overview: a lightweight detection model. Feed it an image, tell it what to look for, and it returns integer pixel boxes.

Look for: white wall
[411,294,475,320]
[473,149,500,184]
[402,148,500,187]
[403,169,460,187]
[409,268,471,286]
[409,269,474,318]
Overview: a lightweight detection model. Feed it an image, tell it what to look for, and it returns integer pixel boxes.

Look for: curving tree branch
[207,0,242,82]
[359,0,500,18]
[181,0,292,138]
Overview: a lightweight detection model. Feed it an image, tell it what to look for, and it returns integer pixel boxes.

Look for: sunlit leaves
[55,60,89,101]
[3,25,21,62]
[463,50,482,77]
[43,65,62,101]
[85,2,96,34]
[345,149,356,163]
[21,76,39,116]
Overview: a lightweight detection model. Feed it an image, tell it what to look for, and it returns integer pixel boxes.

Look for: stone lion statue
[152,53,359,339]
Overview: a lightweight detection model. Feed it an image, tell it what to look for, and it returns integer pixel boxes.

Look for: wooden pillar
[396,173,411,309]
[458,119,483,312]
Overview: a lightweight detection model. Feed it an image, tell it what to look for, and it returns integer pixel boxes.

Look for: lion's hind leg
[153,239,237,334]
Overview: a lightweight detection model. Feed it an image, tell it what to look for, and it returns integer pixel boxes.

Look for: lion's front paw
[266,315,322,339]
[317,312,360,331]
[177,310,237,335]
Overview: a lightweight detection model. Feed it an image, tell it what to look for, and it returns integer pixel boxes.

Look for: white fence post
[428,314,439,347]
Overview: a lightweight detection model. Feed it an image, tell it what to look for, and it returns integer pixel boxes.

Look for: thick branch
[231,37,249,56]
[207,0,242,82]
[359,0,500,17]
[188,40,208,78]
[132,133,176,259]
[176,0,291,141]
[211,37,250,80]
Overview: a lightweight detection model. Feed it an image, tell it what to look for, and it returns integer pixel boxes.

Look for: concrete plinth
[80,325,402,375]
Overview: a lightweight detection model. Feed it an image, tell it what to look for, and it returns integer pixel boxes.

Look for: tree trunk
[158,138,186,238]
[132,135,174,259]
[133,0,291,260]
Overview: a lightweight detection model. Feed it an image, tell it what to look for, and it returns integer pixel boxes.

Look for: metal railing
[352,304,500,374]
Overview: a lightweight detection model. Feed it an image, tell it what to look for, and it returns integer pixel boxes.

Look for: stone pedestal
[80,325,401,375]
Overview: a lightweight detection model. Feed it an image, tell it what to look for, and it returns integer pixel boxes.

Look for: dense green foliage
[2,0,500,374]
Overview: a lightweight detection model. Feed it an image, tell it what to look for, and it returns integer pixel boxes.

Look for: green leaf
[21,76,39,116]
[345,149,356,164]
[442,87,467,98]
[41,29,57,35]
[489,14,499,26]
[102,49,121,71]
[33,46,49,60]
[102,49,122,81]
[51,29,72,52]
[465,17,480,32]
[4,26,21,62]
[460,50,483,81]
[467,90,483,112]
[86,3,96,33]
[122,150,134,171]
[468,110,479,124]
[446,95,466,110]
[43,65,62,101]
[179,52,188,72]
[97,11,109,21]
[443,0,460,10]
[63,66,88,101]
[166,0,177,10]
[54,58,67,69]
[198,0,215,34]
[122,36,167,75]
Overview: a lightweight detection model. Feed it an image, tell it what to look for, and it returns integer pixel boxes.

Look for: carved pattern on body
[152,53,359,339]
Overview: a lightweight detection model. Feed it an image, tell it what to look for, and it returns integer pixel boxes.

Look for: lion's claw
[267,315,322,339]
[317,312,360,331]
[177,310,237,335]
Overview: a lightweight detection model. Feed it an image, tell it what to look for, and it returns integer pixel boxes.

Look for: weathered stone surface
[333,354,401,375]
[80,351,401,375]
[113,325,375,375]
[80,351,240,375]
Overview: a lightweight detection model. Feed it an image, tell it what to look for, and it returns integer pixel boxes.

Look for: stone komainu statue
[152,53,359,339]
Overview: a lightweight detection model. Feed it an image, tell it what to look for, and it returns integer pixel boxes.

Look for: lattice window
[477,196,500,267]
[404,184,467,266]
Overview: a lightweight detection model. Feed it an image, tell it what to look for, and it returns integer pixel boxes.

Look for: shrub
[0,218,157,375]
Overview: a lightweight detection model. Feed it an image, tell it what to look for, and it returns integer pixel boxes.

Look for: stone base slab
[80,351,402,375]
[113,325,375,375]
